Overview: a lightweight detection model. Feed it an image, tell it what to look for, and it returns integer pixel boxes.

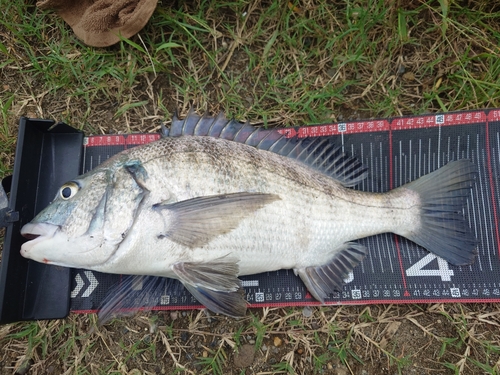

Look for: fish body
[20,112,478,317]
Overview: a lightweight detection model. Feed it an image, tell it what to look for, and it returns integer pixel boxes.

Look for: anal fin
[295,242,367,303]
[182,284,247,318]
[172,257,247,317]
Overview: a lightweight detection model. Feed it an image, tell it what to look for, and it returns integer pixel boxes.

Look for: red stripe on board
[293,119,390,138]
[84,135,126,147]
[82,111,493,144]
[488,109,500,121]
[84,134,161,148]
[247,297,500,307]
[485,120,500,258]
[71,296,500,315]
[392,111,486,130]
[126,133,161,145]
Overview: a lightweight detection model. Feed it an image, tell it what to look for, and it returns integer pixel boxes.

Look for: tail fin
[397,159,478,266]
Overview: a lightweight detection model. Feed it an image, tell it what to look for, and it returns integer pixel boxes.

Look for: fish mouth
[22,233,40,240]
[20,223,59,257]
[21,222,59,239]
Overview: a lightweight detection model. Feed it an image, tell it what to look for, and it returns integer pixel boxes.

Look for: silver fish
[20,112,478,317]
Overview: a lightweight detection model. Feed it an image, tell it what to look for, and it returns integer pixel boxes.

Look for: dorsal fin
[162,110,367,187]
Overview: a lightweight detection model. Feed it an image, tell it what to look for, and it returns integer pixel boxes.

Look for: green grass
[2,1,499,130]
[1,0,500,374]
[196,343,228,375]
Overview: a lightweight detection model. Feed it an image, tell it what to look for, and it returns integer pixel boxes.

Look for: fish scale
[116,137,398,259]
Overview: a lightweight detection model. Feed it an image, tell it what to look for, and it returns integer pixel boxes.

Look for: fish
[20,111,478,318]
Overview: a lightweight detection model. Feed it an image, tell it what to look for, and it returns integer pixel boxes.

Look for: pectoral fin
[155,192,280,248]
[295,242,367,302]
[172,258,247,317]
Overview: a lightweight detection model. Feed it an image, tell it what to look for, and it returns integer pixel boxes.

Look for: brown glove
[37,0,158,47]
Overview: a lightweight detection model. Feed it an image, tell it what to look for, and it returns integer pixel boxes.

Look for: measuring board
[70,109,500,314]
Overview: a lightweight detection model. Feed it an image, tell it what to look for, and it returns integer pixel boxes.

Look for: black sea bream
[20,112,478,317]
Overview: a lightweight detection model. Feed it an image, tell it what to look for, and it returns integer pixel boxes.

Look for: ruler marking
[479,142,494,271]
[381,145,386,191]
[437,125,441,166]
[409,139,412,182]
[485,121,500,259]
[370,142,374,192]
[377,235,385,272]
[471,181,483,272]
[369,237,377,274]
[448,136,452,163]
[399,140,403,187]
[427,138,430,173]
[389,123,394,189]
[418,139,422,177]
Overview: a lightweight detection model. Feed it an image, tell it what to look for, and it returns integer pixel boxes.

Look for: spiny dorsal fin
[162,108,283,147]
[162,110,367,187]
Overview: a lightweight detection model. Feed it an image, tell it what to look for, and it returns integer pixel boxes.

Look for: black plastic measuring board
[70,109,500,314]
[0,118,83,324]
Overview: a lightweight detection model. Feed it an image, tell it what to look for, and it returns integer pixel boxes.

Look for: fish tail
[396,159,478,266]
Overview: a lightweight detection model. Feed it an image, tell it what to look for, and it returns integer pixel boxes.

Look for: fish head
[20,160,147,268]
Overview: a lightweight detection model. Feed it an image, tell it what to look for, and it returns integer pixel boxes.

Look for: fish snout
[20,223,59,258]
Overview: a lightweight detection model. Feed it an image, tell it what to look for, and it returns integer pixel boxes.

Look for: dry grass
[2,303,500,374]
[1,0,500,374]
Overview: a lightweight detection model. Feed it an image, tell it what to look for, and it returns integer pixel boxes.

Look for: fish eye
[59,181,80,200]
